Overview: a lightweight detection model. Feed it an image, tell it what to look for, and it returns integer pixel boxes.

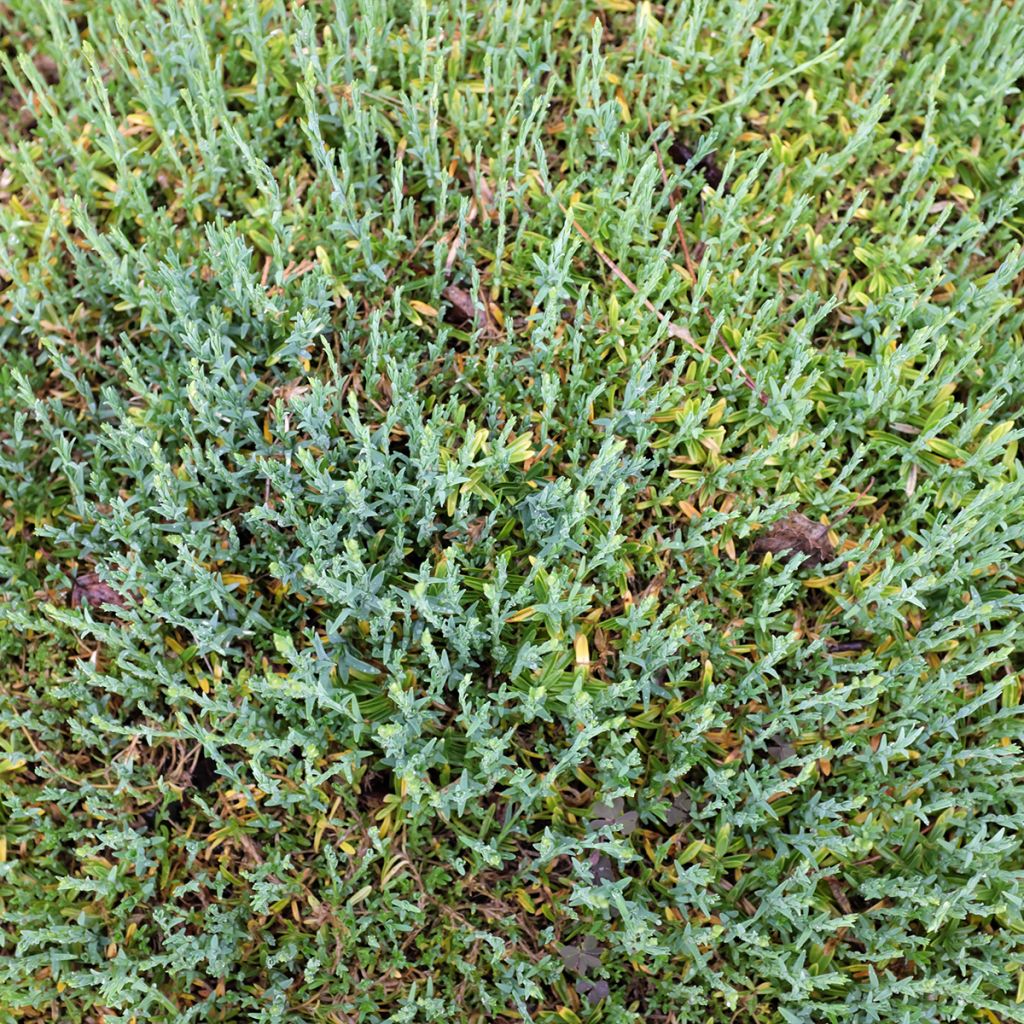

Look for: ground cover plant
[1,0,1024,1021]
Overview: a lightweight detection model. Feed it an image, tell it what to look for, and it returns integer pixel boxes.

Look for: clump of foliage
[1,1,1023,1022]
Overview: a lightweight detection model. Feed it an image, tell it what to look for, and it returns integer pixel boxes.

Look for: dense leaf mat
[2,1,1024,1022]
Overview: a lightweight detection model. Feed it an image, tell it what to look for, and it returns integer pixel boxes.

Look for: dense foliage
[2,1,1024,1021]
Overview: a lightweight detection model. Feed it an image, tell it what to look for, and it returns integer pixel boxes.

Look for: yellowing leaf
[506,432,537,463]
[984,420,1015,446]
[514,888,537,913]
[348,885,373,906]
[707,397,727,427]
[803,571,845,588]
[505,606,536,623]
[615,87,631,123]
[574,632,590,666]
[926,437,963,459]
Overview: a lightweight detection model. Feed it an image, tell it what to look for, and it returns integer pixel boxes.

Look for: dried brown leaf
[441,284,494,331]
[588,852,618,883]
[441,284,477,323]
[826,639,868,654]
[69,571,126,610]
[34,56,60,85]
[468,164,497,219]
[668,134,726,190]
[766,735,797,763]
[826,875,854,915]
[750,512,835,567]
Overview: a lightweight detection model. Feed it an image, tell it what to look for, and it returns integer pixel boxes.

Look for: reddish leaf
[587,852,618,883]
[766,735,797,763]
[665,792,692,827]
[588,798,638,835]
[441,284,500,333]
[576,978,610,1005]
[826,875,855,915]
[376,373,393,411]
[750,512,836,567]
[559,935,602,974]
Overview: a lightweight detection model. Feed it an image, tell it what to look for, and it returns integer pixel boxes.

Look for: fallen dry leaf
[468,164,497,219]
[69,571,126,610]
[441,284,477,322]
[750,512,836,567]
[668,134,726,190]
[588,852,617,883]
[34,55,60,85]
[826,875,854,915]
[441,284,494,331]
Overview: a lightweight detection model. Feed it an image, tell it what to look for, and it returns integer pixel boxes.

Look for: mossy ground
[1,2,1024,1022]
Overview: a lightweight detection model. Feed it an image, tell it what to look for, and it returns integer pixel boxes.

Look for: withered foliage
[69,571,127,610]
[750,512,836,567]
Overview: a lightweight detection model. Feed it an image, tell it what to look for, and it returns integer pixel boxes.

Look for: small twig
[830,476,876,528]
[397,216,442,270]
[647,115,693,271]
[549,185,766,402]
[445,202,478,274]
[551,198,700,349]
[283,258,316,283]
[557,196,768,402]
[647,114,764,402]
